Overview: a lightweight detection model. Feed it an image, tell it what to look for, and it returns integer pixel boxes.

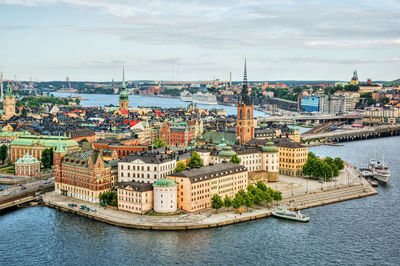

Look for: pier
[258,114,360,125]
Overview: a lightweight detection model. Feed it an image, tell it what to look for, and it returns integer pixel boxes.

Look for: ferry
[180,91,192,102]
[272,208,310,222]
[192,92,218,105]
[368,158,390,184]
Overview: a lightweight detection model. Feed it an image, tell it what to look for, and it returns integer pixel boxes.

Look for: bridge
[301,124,400,143]
[0,183,54,212]
[258,114,361,124]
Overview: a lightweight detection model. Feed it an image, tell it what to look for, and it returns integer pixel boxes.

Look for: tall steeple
[119,66,129,109]
[240,58,250,105]
[56,134,66,153]
[122,65,126,89]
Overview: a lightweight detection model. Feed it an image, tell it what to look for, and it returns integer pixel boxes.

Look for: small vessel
[368,158,390,184]
[368,179,379,187]
[272,208,310,222]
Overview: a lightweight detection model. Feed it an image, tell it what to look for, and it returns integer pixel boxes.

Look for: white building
[118,152,176,184]
[153,178,178,213]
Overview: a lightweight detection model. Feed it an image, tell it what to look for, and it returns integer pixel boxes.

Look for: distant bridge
[301,124,400,143]
[258,114,361,124]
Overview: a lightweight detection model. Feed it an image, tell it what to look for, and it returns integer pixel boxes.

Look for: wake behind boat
[272,208,310,222]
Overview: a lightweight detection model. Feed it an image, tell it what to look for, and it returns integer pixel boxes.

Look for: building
[153,178,178,213]
[273,138,308,177]
[300,96,320,112]
[2,84,16,119]
[92,142,147,159]
[118,152,176,184]
[117,182,153,214]
[320,95,355,114]
[67,128,96,142]
[350,70,359,85]
[15,153,40,177]
[363,107,400,124]
[236,60,255,144]
[10,135,80,163]
[168,162,248,213]
[54,141,112,203]
[158,122,196,147]
[119,68,129,109]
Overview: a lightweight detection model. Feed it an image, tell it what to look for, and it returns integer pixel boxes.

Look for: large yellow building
[273,138,308,176]
[168,162,248,213]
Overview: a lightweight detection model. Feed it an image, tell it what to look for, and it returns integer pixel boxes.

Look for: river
[50,92,266,117]
[1,135,399,265]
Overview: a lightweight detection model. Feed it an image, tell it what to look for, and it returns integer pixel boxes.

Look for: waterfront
[0,136,399,265]
[51,92,266,117]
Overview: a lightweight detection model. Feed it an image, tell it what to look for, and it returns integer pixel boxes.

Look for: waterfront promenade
[42,165,377,230]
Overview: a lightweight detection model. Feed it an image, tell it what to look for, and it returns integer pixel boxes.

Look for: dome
[218,145,237,159]
[262,139,278,153]
[153,178,178,188]
[16,153,39,164]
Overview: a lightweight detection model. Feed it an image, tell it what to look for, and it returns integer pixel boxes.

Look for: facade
[320,95,355,114]
[118,152,176,183]
[153,178,178,213]
[15,153,40,177]
[158,122,196,147]
[168,162,248,213]
[93,142,147,158]
[273,138,308,177]
[54,144,112,203]
[67,128,96,142]
[363,107,400,124]
[2,84,16,119]
[119,68,129,109]
[300,96,320,112]
[10,135,80,163]
[236,60,255,144]
[117,182,153,214]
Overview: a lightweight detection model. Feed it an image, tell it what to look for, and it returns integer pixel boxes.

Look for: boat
[191,92,218,105]
[272,208,310,222]
[368,158,390,184]
[368,179,379,187]
[180,91,192,102]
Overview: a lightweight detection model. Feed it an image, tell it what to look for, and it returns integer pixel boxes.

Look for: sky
[0,0,399,82]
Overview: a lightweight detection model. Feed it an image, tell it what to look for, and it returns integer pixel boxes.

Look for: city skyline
[0,0,399,81]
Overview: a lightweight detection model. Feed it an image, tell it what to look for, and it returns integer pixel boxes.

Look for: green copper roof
[10,135,78,149]
[262,139,278,153]
[119,66,129,101]
[218,145,237,158]
[56,134,66,153]
[5,83,13,97]
[0,131,31,137]
[153,178,178,188]
[16,153,39,164]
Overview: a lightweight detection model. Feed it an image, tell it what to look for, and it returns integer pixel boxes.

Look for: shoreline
[42,181,377,231]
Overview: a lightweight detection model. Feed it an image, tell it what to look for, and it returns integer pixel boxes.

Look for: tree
[99,191,118,207]
[232,197,241,209]
[81,138,89,142]
[333,157,344,170]
[75,98,80,105]
[256,181,267,192]
[211,194,224,213]
[229,154,241,164]
[0,145,7,164]
[272,190,282,204]
[188,151,204,168]
[243,193,254,210]
[41,148,52,169]
[21,108,27,117]
[174,161,187,173]
[154,138,167,148]
[49,147,54,167]
[223,195,232,208]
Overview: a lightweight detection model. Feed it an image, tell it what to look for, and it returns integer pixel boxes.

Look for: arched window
[247,110,250,119]
[240,110,243,120]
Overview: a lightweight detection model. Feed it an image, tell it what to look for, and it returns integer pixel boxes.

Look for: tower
[236,59,255,144]
[350,70,359,85]
[0,72,3,102]
[119,67,129,109]
[3,83,15,118]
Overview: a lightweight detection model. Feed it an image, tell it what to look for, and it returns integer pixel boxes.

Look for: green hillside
[384,79,400,87]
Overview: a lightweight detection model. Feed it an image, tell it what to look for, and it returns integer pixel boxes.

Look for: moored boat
[368,158,390,184]
[272,208,310,222]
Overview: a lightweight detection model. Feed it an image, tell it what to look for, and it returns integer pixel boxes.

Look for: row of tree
[99,191,118,207]
[302,152,344,180]
[211,182,282,212]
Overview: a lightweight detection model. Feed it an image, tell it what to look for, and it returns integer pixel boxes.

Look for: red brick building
[92,142,147,158]
[158,122,195,147]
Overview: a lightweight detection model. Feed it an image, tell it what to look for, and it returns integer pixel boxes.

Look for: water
[1,136,399,265]
[50,92,266,117]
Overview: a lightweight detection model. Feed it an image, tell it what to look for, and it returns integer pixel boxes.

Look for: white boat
[272,208,310,222]
[192,92,218,105]
[368,158,390,184]
[180,91,192,102]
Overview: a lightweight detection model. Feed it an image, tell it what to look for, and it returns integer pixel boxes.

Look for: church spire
[121,66,126,89]
[239,58,250,105]
[56,134,66,153]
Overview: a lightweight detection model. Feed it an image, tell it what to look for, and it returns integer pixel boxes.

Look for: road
[0,177,54,198]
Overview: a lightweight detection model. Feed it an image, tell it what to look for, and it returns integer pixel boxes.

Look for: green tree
[256,181,267,192]
[75,98,80,105]
[243,193,254,210]
[41,148,52,169]
[333,157,344,170]
[49,147,54,167]
[174,161,187,173]
[302,157,316,176]
[223,195,232,208]
[21,108,27,117]
[81,138,89,142]
[0,145,7,164]
[272,190,282,204]
[229,154,241,164]
[154,138,167,148]
[188,151,204,168]
[232,197,241,209]
[99,191,118,207]
[211,194,224,213]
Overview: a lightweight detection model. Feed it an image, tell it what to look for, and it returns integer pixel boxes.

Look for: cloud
[284,56,400,65]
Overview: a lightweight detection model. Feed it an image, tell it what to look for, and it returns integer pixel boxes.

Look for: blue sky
[0,0,399,82]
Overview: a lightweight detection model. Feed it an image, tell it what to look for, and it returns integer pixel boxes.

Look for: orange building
[117,182,153,214]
